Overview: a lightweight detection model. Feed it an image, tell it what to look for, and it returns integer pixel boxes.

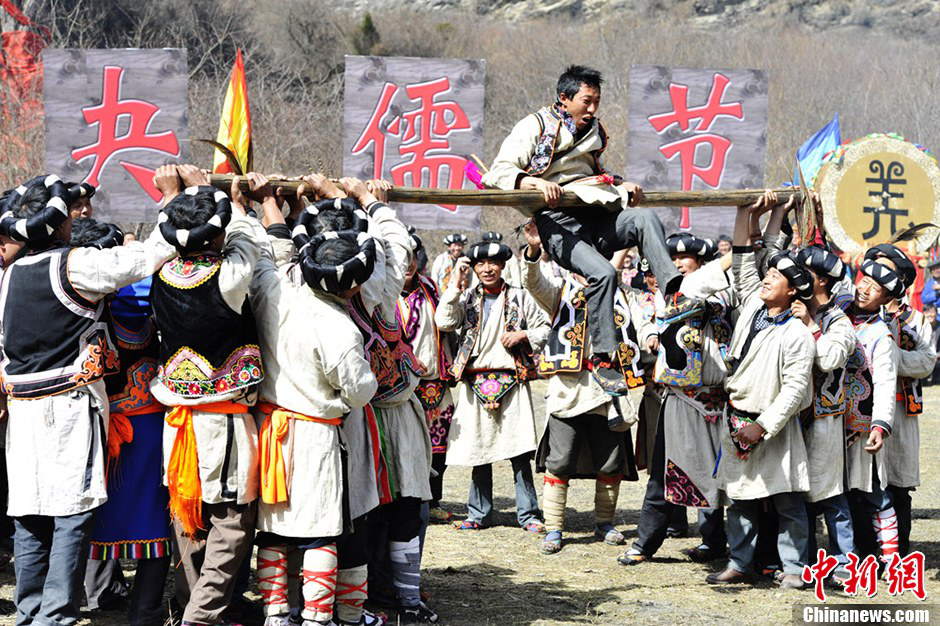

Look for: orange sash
[165,401,249,537]
[257,402,342,505]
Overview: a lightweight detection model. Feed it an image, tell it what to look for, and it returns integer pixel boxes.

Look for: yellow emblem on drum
[816,134,940,255]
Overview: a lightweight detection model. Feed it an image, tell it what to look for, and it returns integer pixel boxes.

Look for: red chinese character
[71,66,181,201]
[885,552,926,600]
[648,73,743,133]
[646,73,744,231]
[351,77,471,212]
[843,552,880,598]
[801,549,840,602]
[658,133,731,229]
[351,82,400,180]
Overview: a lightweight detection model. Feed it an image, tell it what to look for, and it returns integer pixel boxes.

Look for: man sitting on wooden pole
[481,65,681,395]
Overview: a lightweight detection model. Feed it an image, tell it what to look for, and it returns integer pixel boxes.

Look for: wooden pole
[207,174,801,211]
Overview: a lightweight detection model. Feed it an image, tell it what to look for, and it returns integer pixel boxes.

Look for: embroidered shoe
[263,616,292,626]
[683,544,728,563]
[594,523,625,545]
[658,294,707,325]
[399,601,439,623]
[541,530,563,554]
[523,521,546,534]
[589,356,629,396]
[453,519,483,530]
[335,609,389,625]
[617,547,649,566]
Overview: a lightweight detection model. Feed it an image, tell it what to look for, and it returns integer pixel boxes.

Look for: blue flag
[792,113,841,186]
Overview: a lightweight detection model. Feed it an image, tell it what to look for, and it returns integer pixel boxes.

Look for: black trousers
[429,453,447,506]
[632,403,686,556]
[535,206,679,354]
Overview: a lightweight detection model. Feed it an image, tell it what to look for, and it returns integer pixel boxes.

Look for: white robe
[435,283,549,466]
[884,307,934,489]
[358,202,433,502]
[5,229,177,516]
[719,252,814,500]
[844,315,898,493]
[803,305,856,503]
[250,236,377,538]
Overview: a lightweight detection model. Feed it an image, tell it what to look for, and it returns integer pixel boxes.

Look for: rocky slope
[336,0,940,41]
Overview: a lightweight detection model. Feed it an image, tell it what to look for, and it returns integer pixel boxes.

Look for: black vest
[151,253,262,399]
[0,248,118,399]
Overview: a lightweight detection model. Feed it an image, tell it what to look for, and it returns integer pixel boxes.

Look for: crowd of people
[0,64,932,626]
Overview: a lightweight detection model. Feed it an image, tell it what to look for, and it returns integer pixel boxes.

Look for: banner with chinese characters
[627,65,769,238]
[342,55,485,231]
[44,49,188,224]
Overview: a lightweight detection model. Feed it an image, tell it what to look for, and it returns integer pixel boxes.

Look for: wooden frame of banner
[207,174,802,215]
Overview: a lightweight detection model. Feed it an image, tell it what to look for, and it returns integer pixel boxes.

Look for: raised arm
[812,312,856,373]
[519,220,563,314]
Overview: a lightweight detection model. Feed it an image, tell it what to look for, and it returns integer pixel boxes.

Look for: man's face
[68,198,93,219]
[644,273,658,292]
[558,83,600,130]
[931,267,940,280]
[718,240,732,256]
[855,275,889,311]
[0,234,24,268]
[759,267,795,305]
[448,242,464,259]
[473,258,504,288]
[926,308,937,324]
[672,253,701,275]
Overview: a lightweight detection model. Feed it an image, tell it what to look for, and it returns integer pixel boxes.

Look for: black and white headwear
[768,250,814,301]
[795,245,845,282]
[298,230,377,295]
[481,231,503,243]
[71,219,124,250]
[158,186,232,253]
[666,233,717,261]
[467,241,512,264]
[861,259,906,300]
[0,175,95,244]
[443,233,468,246]
[291,197,368,250]
[864,243,916,289]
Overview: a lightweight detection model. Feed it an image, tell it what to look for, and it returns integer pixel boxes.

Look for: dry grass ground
[1,383,937,625]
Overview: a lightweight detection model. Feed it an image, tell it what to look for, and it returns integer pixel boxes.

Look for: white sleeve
[218,214,263,313]
[68,227,177,302]
[480,114,541,190]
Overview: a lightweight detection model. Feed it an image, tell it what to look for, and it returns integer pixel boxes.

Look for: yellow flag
[212,49,251,174]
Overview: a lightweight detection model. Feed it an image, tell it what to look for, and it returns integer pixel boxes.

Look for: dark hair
[12,184,51,220]
[163,192,217,229]
[70,217,110,247]
[718,234,732,244]
[313,237,359,267]
[556,65,603,100]
[313,208,355,234]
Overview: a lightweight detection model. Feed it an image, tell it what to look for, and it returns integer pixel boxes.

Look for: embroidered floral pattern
[160,344,263,399]
[70,333,120,386]
[109,357,161,415]
[415,379,446,411]
[158,254,221,290]
[727,412,760,460]
[429,404,455,454]
[470,371,518,409]
[664,459,710,508]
